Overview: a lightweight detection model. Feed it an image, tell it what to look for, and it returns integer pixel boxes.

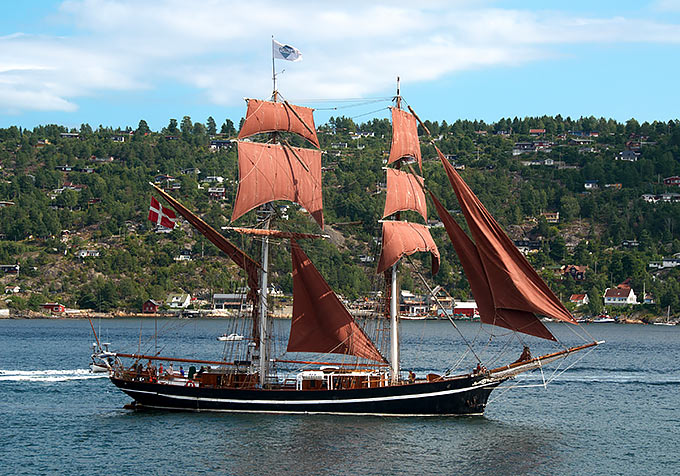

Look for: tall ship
[107,48,601,416]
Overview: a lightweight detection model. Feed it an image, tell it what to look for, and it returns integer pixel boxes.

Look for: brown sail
[435,147,576,324]
[238,99,320,148]
[288,240,386,363]
[231,142,324,229]
[388,107,422,170]
[429,192,555,341]
[376,221,440,275]
[383,168,428,221]
[150,183,261,299]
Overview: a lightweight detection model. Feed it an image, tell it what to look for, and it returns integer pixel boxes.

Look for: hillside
[1,114,679,318]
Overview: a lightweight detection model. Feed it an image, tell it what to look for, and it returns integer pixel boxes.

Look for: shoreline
[0,309,675,325]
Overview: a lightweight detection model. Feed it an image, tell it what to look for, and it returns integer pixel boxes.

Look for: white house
[167,293,191,309]
[603,286,638,306]
[569,293,589,306]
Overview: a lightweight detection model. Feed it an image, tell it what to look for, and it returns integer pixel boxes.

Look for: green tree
[137,119,151,134]
[206,116,217,135]
[221,119,235,135]
[167,118,178,134]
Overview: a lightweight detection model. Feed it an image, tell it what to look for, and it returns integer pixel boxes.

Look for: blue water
[1,318,678,476]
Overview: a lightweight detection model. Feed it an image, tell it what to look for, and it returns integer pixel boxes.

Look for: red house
[142,299,161,313]
[42,303,65,313]
[663,176,680,187]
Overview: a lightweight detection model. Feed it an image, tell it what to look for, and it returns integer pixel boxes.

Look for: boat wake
[516,373,680,386]
[0,369,108,382]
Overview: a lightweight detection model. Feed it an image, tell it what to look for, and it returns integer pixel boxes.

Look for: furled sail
[288,240,386,363]
[388,107,422,170]
[435,146,576,325]
[429,192,555,341]
[238,99,320,148]
[150,183,261,299]
[231,142,324,229]
[376,221,440,275]
[383,168,428,221]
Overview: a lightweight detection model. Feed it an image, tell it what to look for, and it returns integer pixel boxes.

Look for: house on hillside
[529,129,546,136]
[541,211,560,223]
[569,294,589,306]
[399,290,429,317]
[208,187,226,199]
[603,281,638,306]
[617,150,640,162]
[167,293,191,309]
[4,285,20,294]
[77,250,100,258]
[142,299,161,313]
[561,265,587,281]
[584,180,599,190]
[0,265,19,275]
[213,293,250,311]
[209,139,234,150]
[663,176,680,187]
[42,303,65,313]
[514,239,542,255]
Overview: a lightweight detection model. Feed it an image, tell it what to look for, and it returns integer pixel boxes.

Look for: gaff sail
[231,142,324,229]
[429,192,555,341]
[238,99,320,148]
[288,240,386,363]
[376,221,440,275]
[435,146,576,327]
[383,168,428,221]
[387,107,422,171]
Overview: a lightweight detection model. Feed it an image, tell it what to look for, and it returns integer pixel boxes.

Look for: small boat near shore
[653,306,676,326]
[217,333,245,341]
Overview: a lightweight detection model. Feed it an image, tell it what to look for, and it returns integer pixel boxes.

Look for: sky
[1,0,680,131]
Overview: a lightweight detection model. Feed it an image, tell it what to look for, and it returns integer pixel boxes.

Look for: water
[1,318,678,476]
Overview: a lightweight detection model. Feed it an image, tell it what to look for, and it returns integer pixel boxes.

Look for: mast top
[394,76,401,110]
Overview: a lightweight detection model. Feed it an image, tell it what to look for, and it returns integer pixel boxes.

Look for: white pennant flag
[273,39,302,62]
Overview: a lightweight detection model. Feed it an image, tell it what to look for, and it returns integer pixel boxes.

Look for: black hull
[110,375,502,416]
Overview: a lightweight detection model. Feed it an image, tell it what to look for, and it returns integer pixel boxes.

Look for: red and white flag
[148,196,176,229]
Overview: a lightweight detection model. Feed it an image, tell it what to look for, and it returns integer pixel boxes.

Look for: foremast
[389,79,401,384]
[378,78,440,384]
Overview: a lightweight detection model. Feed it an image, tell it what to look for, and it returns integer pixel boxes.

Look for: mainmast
[233,39,323,385]
[257,52,279,388]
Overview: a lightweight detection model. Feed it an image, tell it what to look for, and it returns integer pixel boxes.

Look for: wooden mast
[257,39,278,388]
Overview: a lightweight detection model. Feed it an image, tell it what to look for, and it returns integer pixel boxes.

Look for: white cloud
[654,0,680,12]
[1,0,680,113]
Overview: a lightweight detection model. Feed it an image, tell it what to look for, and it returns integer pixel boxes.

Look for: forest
[0,112,679,318]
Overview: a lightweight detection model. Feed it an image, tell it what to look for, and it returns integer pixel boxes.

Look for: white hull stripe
[123,381,496,405]
[132,404,484,417]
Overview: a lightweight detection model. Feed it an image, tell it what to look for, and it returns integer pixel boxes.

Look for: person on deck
[179,366,184,378]
[514,346,533,363]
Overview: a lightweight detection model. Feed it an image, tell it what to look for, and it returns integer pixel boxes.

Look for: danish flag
[148,196,176,229]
